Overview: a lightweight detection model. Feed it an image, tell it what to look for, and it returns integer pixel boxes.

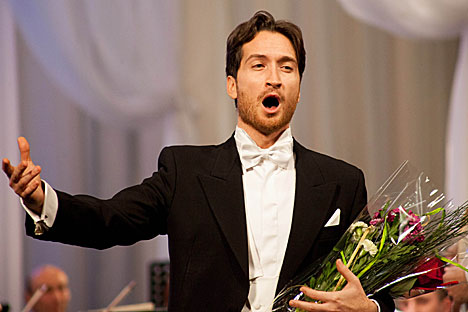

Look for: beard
[237,89,297,136]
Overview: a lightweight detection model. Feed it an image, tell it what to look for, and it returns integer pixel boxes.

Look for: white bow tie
[240,139,293,170]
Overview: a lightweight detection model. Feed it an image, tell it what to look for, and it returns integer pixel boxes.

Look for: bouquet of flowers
[273,161,468,311]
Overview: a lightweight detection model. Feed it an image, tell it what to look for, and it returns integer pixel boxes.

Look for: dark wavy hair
[226,10,306,80]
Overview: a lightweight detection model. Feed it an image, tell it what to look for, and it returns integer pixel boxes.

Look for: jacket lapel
[197,137,339,288]
[198,137,248,278]
[277,141,339,291]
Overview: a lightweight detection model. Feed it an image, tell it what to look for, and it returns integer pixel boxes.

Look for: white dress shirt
[235,126,296,312]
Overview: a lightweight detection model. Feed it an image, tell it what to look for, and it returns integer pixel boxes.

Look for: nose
[266,67,281,89]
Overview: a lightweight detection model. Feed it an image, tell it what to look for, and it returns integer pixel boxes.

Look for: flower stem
[334,227,371,291]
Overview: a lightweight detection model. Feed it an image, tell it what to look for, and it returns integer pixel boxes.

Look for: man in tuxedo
[3,10,393,312]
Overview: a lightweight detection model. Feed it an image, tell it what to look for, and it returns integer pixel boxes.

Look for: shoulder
[293,139,364,187]
[161,136,234,157]
[158,136,237,169]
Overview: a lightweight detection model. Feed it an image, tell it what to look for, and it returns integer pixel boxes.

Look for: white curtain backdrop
[0,1,22,310]
[8,0,184,126]
[339,0,468,206]
[447,30,468,206]
[0,0,461,310]
[3,0,188,310]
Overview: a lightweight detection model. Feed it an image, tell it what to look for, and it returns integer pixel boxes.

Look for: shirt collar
[234,126,294,172]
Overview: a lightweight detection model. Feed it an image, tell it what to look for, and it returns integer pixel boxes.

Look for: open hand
[289,259,378,312]
[2,137,44,214]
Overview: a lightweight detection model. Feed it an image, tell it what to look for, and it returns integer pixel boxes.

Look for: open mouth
[262,95,280,108]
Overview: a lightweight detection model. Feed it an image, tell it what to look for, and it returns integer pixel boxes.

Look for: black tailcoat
[27,137,393,311]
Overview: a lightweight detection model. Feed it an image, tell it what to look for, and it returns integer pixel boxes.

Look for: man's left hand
[289,259,378,312]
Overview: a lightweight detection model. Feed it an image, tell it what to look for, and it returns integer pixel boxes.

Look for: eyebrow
[244,54,297,64]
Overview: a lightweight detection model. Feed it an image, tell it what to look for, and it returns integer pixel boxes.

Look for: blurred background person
[444,265,468,312]
[443,236,468,312]
[394,289,451,312]
[25,265,71,312]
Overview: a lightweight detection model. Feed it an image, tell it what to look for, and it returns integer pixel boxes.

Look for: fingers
[10,164,42,198]
[18,175,41,199]
[4,138,44,210]
[2,158,14,178]
[289,287,331,311]
[336,259,360,285]
[18,137,31,162]
[289,286,334,309]
[289,261,375,312]
[9,160,29,184]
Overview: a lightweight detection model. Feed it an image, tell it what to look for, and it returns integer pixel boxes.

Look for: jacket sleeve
[25,147,176,249]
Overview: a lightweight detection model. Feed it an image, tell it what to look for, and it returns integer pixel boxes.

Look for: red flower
[414,258,445,290]
[370,209,384,226]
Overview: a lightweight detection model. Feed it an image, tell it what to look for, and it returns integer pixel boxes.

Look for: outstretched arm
[2,137,45,214]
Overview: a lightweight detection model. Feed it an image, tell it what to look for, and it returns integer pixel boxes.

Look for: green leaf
[388,277,418,297]
[424,207,444,216]
[357,218,388,278]
[437,254,468,273]
[309,276,316,288]
[341,251,347,265]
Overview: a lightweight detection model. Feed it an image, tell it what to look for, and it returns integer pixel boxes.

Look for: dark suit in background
[26,136,370,311]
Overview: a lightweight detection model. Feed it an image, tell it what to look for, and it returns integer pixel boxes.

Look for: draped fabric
[0,1,23,310]
[0,0,460,310]
[8,0,182,125]
[447,31,468,207]
[2,0,186,309]
[339,0,468,206]
[339,0,467,39]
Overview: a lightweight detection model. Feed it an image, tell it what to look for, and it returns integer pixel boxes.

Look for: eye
[252,63,265,69]
[281,65,294,72]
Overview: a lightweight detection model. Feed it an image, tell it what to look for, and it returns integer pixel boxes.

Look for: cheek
[238,76,263,92]
[237,88,259,107]
[285,79,301,98]
[291,86,301,102]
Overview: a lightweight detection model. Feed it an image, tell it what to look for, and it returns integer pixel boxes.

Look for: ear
[226,76,237,100]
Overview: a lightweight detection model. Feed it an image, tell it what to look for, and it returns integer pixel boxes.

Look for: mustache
[257,90,283,103]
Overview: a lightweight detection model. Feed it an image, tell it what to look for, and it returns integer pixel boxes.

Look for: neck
[237,121,289,149]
